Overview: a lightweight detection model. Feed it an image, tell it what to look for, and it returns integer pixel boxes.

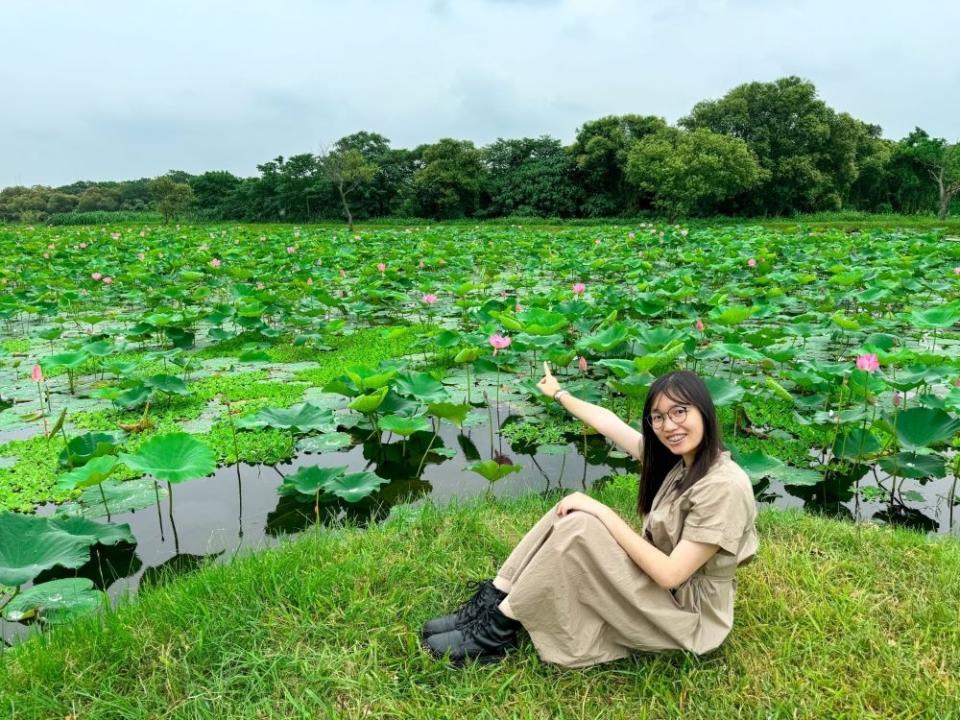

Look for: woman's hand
[556,491,609,519]
[537,361,562,399]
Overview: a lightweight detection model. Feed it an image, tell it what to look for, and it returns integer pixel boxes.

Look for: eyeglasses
[647,405,689,429]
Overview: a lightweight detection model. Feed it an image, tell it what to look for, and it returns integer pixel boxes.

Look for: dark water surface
[4,413,958,646]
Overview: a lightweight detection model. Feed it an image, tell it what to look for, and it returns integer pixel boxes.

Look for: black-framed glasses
[647,405,688,429]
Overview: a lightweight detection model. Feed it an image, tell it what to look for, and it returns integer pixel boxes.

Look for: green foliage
[626,127,766,219]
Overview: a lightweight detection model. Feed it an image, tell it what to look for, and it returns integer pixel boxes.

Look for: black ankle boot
[421,580,506,639]
[423,601,522,666]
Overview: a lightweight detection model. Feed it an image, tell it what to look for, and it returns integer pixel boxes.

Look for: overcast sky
[3,0,958,188]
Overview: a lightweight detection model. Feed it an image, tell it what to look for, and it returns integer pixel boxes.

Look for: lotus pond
[1,222,959,644]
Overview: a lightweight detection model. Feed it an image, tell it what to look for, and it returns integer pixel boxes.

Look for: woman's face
[649,392,704,465]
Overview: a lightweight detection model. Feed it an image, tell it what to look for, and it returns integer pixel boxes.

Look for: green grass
[2,476,958,719]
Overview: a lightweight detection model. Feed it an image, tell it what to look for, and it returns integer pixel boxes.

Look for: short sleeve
[681,477,751,556]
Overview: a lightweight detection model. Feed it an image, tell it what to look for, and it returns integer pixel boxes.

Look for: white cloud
[1,0,958,187]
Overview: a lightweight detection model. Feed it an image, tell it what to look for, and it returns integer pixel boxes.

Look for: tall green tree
[149,176,195,222]
[680,77,861,214]
[189,171,242,219]
[899,128,960,219]
[319,145,379,230]
[570,115,667,216]
[625,127,766,221]
[483,136,581,217]
[410,138,486,219]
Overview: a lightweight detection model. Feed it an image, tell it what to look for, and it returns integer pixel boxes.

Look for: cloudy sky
[3,0,958,188]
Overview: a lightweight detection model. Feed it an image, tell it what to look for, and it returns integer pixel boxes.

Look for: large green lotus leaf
[392,372,450,403]
[709,305,755,326]
[323,376,361,398]
[144,374,190,395]
[237,403,337,432]
[47,515,136,547]
[635,326,684,352]
[595,359,636,378]
[607,372,654,397]
[891,408,960,450]
[77,477,167,517]
[704,377,745,406]
[348,386,390,414]
[517,307,568,335]
[831,428,882,460]
[113,383,153,409]
[733,450,822,486]
[43,350,88,371]
[454,347,480,363]
[578,323,630,352]
[910,301,960,329]
[323,471,390,503]
[58,432,123,469]
[378,414,431,437]
[877,452,946,479]
[296,432,354,453]
[279,465,347,496]
[427,402,471,426]
[56,455,118,491]
[696,343,766,362]
[514,333,564,350]
[343,365,397,391]
[468,459,523,483]
[2,578,106,625]
[0,513,92,586]
[118,432,216,483]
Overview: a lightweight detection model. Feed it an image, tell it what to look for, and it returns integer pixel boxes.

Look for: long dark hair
[637,370,725,516]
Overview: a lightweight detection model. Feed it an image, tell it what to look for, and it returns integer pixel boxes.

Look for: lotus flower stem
[153,480,165,542]
[98,482,111,521]
[167,482,180,554]
[415,419,439,478]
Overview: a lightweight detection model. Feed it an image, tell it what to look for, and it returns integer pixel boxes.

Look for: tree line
[2,77,958,225]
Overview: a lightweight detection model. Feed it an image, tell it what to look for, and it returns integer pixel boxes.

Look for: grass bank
[2,476,957,719]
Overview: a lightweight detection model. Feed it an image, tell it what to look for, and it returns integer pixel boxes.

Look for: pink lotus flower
[377,262,386,273]
[747,258,757,268]
[139,230,146,237]
[286,246,296,254]
[489,333,512,355]
[954,377,960,388]
[515,303,523,313]
[594,238,601,245]
[43,252,49,259]
[572,282,586,295]
[418,259,425,269]
[102,276,113,285]
[578,356,588,372]
[31,365,43,383]
[954,266,960,276]
[47,243,55,250]
[78,242,88,249]
[892,391,902,407]
[137,252,145,261]
[306,277,314,286]
[210,258,221,268]
[111,232,121,240]
[855,353,879,373]
[339,268,347,278]
[695,318,704,332]
[421,293,438,305]
[91,272,102,281]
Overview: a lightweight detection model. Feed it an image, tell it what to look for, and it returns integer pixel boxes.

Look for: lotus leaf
[323,471,390,503]
[144,374,190,395]
[427,402,471,426]
[2,578,107,625]
[56,455,119,491]
[703,377,745,406]
[890,408,960,450]
[119,432,216,482]
[392,371,450,403]
[237,403,337,433]
[348,386,390,414]
[378,414,431,436]
[878,452,946,479]
[468,459,523,483]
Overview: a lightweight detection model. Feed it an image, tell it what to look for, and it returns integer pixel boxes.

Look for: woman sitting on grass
[421,364,759,668]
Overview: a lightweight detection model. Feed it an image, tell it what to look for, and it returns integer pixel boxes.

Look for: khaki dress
[496,450,759,668]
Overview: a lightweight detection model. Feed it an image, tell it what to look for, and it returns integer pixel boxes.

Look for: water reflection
[4,410,958,645]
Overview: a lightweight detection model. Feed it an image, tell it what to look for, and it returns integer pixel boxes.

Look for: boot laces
[457,580,495,624]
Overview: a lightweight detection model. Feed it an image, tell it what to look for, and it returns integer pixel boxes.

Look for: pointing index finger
[543,361,552,376]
